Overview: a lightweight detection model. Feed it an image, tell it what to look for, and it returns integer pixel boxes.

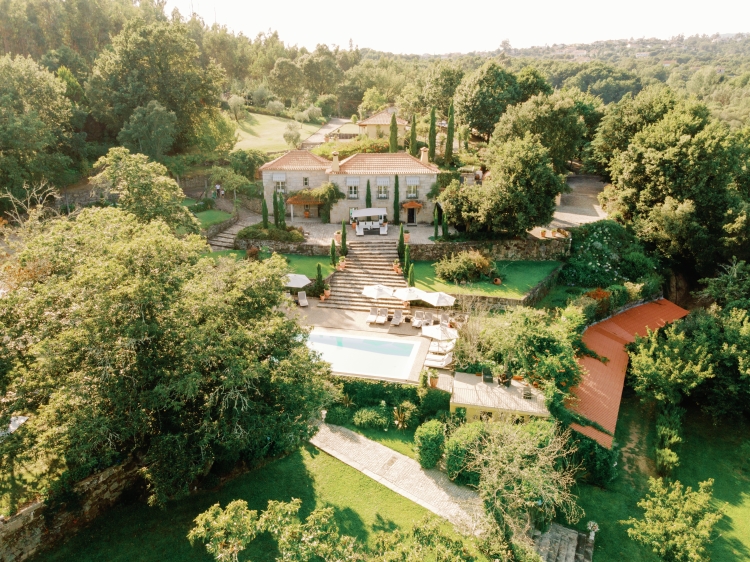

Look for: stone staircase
[207,217,256,251]
[533,523,594,562]
[318,240,408,312]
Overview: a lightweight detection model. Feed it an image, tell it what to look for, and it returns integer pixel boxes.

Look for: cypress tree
[408,263,415,287]
[330,239,337,267]
[278,193,287,229]
[365,179,372,208]
[445,101,455,164]
[397,224,405,260]
[262,197,269,228]
[389,113,398,153]
[393,175,400,225]
[272,191,279,227]
[403,244,411,280]
[340,220,347,256]
[428,107,436,162]
[409,114,418,157]
[433,206,439,239]
[442,211,448,238]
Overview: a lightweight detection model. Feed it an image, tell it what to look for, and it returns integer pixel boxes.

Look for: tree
[697,257,750,309]
[403,245,411,280]
[491,91,587,173]
[434,206,439,239]
[283,122,301,148]
[393,175,400,225]
[117,100,177,161]
[229,149,269,180]
[278,193,287,229]
[93,147,199,233]
[0,209,333,506]
[398,224,405,260]
[423,60,464,117]
[516,65,553,103]
[268,58,304,102]
[56,65,84,104]
[330,239,337,266]
[428,107,437,162]
[188,500,260,562]
[298,45,343,96]
[272,191,280,227]
[445,101,455,164]
[408,263,415,287]
[340,220,347,256]
[564,61,641,104]
[86,20,224,149]
[442,210,449,238]
[409,114,418,157]
[358,87,388,117]
[261,197,269,228]
[439,135,565,237]
[626,478,722,562]
[365,179,372,207]
[453,61,521,141]
[389,112,398,153]
[227,95,246,123]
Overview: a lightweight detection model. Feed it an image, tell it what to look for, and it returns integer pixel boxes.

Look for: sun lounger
[298,291,308,307]
[424,352,453,369]
[423,312,434,326]
[390,309,402,326]
[375,308,388,324]
[440,313,451,326]
[356,223,364,236]
[366,307,378,323]
[428,340,455,354]
[412,310,424,328]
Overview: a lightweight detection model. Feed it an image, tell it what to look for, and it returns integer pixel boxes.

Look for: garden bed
[194,209,232,229]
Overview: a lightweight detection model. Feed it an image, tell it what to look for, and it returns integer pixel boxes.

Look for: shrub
[639,273,663,299]
[185,198,215,213]
[294,110,310,122]
[414,420,446,469]
[607,284,629,310]
[393,401,418,430]
[334,377,419,409]
[352,405,391,430]
[266,100,285,115]
[315,94,337,118]
[418,388,451,419]
[325,405,352,426]
[445,421,485,486]
[312,137,389,159]
[655,447,680,476]
[571,433,619,486]
[306,105,323,121]
[236,223,304,242]
[584,287,612,320]
[434,250,495,283]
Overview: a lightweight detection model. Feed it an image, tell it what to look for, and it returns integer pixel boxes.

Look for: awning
[401,201,423,209]
[272,173,286,181]
[376,177,390,186]
[351,207,387,218]
[346,177,360,186]
[406,177,420,185]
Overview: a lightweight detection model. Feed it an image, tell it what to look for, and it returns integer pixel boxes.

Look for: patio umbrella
[285,274,311,289]
[362,284,394,300]
[421,291,456,307]
[392,287,427,301]
[421,324,459,341]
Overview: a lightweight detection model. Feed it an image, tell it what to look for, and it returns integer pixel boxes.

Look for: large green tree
[563,61,641,104]
[422,60,464,117]
[516,65,553,103]
[298,45,343,97]
[268,58,305,103]
[116,100,177,161]
[453,61,521,141]
[445,101,455,164]
[86,19,225,149]
[389,112,398,153]
[428,107,437,162]
[0,209,333,506]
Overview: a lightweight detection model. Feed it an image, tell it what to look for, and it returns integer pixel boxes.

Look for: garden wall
[203,212,239,239]
[451,265,562,310]
[234,239,330,255]
[0,462,140,562]
[410,237,570,262]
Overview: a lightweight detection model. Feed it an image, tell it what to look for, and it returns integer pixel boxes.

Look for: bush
[312,136,389,159]
[393,401,418,430]
[266,100,285,115]
[294,110,310,122]
[655,403,684,476]
[639,273,663,299]
[434,250,496,283]
[334,377,419,409]
[315,94,337,118]
[236,223,304,242]
[418,388,452,419]
[608,284,629,310]
[352,405,391,430]
[325,405,352,426]
[445,421,485,486]
[571,433,618,486]
[414,420,446,469]
[655,447,680,476]
[185,198,215,213]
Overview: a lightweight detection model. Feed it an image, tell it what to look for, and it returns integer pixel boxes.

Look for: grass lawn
[282,254,334,279]
[206,250,246,260]
[36,445,466,562]
[234,113,320,153]
[570,393,750,561]
[413,260,560,299]
[536,285,592,309]
[181,198,197,207]
[194,210,232,229]
[337,424,418,460]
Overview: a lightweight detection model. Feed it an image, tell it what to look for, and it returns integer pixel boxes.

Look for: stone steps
[534,524,593,562]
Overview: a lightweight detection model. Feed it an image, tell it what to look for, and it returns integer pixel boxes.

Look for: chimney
[331,151,340,173]
[420,147,429,165]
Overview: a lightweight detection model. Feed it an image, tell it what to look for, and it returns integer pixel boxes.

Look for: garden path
[310,422,482,532]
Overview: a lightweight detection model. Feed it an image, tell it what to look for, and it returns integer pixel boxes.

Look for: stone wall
[55,187,118,209]
[234,239,330,256]
[409,237,570,262]
[204,212,239,239]
[0,462,140,562]
[449,265,561,311]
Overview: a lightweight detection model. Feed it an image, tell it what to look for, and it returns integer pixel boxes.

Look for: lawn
[181,198,197,207]
[536,284,592,309]
[206,250,246,260]
[234,113,320,153]
[35,445,458,562]
[194,210,232,229]
[570,393,750,562]
[413,260,560,299]
[282,254,334,278]
[336,424,418,460]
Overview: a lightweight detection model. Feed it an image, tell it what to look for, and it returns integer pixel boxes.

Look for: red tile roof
[329,153,439,175]
[568,299,688,448]
[358,110,408,126]
[259,150,330,171]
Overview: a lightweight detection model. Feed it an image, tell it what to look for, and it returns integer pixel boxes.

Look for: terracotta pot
[334,233,341,244]
[304,211,310,218]
[404,233,410,243]
[429,377,438,388]
[512,375,523,381]
[493,278,502,285]
[351,223,356,230]
[319,295,326,302]
[476,372,482,377]
[540,230,546,238]
[324,289,331,297]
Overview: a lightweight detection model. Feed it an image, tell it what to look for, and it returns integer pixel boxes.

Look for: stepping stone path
[533,523,594,562]
[207,215,258,251]
[310,422,482,531]
[318,240,408,312]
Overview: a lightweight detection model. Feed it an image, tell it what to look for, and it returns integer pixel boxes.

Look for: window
[275,181,286,193]
[406,185,418,199]
[377,185,388,199]
[304,204,310,211]
[303,177,309,187]
[348,185,359,199]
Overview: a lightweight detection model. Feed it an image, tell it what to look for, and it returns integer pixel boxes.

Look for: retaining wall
[410,236,570,262]
[234,239,330,255]
[204,212,239,239]
[450,265,562,310]
[0,462,140,562]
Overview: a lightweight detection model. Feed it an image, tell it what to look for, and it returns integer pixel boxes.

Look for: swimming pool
[307,330,420,380]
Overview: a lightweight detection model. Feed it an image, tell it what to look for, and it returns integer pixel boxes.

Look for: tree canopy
[116,100,177,161]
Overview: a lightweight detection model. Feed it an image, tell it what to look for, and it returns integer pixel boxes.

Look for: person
[220,188,225,198]
[215,183,221,198]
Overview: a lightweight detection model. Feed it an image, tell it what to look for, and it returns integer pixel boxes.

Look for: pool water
[307,331,419,380]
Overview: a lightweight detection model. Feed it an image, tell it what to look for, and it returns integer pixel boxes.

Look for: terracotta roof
[328,153,439,175]
[259,150,330,172]
[568,299,688,448]
[358,110,408,126]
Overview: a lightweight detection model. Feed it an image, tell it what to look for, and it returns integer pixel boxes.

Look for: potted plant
[304,210,310,219]
[351,220,357,230]
[587,521,599,541]
[404,230,410,243]
[334,230,341,244]
[429,370,439,388]
[540,229,546,238]
[323,284,331,297]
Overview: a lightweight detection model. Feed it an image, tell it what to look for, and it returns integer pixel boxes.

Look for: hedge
[352,405,390,430]
[236,223,305,242]
[325,405,353,426]
[570,433,619,486]
[445,422,485,486]
[414,420,446,469]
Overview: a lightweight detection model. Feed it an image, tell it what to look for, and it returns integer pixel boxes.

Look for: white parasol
[421,324,459,341]
[421,291,456,307]
[362,284,395,300]
[392,287,427,301]
[285,274,311,288]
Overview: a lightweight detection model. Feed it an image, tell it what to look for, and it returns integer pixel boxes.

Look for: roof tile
[329,153,439,175]
[259,150,330,172]
[358,110,408,126]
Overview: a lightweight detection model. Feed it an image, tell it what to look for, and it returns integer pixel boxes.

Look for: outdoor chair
[356,223,364,236]
[390,309,403,326]
[423,312,434,326]
[366,307,378,323]
[440,313,451,326]
[424,352,454,369]
[298,291,309,307]
[428,340,455,355]
[412,310,425,328]
[375,308,388,324]
[380,223,388,235]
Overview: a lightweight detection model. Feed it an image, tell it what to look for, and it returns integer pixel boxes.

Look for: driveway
[302,118,351,146]
[550,174,607,228]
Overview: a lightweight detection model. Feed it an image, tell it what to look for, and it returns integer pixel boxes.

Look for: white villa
[356,108,408,139]
[259,148,440,226]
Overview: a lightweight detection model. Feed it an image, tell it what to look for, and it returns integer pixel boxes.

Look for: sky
[163,0,750,54]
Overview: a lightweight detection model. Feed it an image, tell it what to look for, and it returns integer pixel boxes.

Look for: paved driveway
[303,118,351,145]
[550,175,607,228]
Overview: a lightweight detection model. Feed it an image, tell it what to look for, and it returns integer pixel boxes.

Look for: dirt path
[620,407,656,483]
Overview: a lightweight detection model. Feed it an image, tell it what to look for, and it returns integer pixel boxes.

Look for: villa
[356,108,408,139]
[259,148,440,226]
